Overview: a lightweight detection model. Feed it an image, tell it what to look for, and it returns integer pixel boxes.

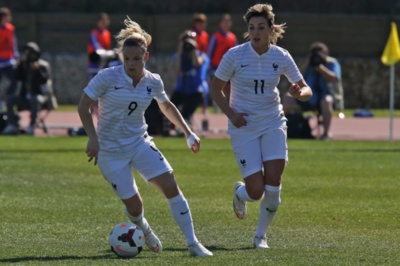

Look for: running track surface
[15,110,400,141]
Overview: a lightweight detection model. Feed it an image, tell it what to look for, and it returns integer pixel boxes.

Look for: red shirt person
[87,12,112,80]
[208,14,237,71]
[0,7,19,103]
[191,13,209,54]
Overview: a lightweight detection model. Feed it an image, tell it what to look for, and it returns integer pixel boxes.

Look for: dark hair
[0,7,11,20]
[123,37,147,52]
[309,42,329,54]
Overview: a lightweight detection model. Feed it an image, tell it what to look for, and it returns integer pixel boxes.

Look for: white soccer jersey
[215,42,303,133]
[84,65,168,153]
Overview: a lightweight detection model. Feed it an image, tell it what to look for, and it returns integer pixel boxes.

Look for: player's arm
[288,79,313,102]
[158,99,200,153]
[77,93,99,164]
[210,76,247,128]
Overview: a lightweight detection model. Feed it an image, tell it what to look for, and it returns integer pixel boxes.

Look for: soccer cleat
[253,235,269,249]
[188,242,213,257]
[233,181,247,219]
[143,228,162,254]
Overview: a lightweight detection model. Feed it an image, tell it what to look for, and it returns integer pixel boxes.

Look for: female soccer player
[210,4,312,249]
[78,17,212,257]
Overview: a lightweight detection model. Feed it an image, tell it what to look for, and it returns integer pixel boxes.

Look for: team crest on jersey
[272,63,279,71]
[240,159,246,168]
[146,87,152,94]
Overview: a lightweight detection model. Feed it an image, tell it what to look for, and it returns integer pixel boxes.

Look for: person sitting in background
[2,42,57,135]
[283,41,343,140]
[170,30,210,131]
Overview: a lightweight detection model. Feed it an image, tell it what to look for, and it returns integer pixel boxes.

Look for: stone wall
[44,53,399,109]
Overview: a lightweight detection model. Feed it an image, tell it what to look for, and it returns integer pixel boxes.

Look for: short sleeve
[84,69,109,101]
[214,49,235,82]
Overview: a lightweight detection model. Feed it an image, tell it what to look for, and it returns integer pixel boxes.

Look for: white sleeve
[84,69,109,100]
[153,77,169,103]
[284,52,303,83]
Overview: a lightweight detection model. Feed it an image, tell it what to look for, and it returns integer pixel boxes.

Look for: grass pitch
[0,137,399,265]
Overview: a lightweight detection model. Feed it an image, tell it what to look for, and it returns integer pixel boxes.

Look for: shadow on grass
[0,245,255,263]
[0,254,117,263]
[291,148,400,153]
[163,245,253,252]
[0,149,83,153]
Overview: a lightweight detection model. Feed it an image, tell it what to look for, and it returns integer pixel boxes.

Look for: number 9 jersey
[84,65,168,153]
[215,42,303,133]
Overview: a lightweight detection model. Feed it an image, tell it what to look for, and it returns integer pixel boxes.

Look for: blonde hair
[243,4,286,45]
[115,17,152,52]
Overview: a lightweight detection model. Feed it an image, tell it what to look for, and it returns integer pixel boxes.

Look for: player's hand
[230,113,248,128]
[186,132,201,154]
[86,138,99,165]
[288,83,302,98]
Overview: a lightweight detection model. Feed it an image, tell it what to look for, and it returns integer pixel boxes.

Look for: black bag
[286,113,314,139]
[0,112,7,132]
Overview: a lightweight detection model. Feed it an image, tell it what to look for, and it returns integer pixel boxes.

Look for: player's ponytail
[115,16,152,52]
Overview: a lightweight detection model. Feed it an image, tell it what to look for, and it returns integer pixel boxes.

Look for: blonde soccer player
[210,4,312,249]
[78,17,212,257]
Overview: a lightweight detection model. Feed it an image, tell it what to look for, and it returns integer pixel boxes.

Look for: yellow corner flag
[381,22,400,66]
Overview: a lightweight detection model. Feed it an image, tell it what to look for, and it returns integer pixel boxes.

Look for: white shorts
[97,134,173,200]
[230,120,288,178]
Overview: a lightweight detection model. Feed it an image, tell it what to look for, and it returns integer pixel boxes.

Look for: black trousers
[170,91,203,122]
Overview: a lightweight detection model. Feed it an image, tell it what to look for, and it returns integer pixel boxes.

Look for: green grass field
[57,105,400,118]
[0,137,399,265]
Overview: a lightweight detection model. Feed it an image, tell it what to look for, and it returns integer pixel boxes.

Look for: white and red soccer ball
[109,222,145,258]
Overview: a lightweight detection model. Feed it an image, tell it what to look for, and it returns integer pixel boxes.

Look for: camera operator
[2,42,57,135]
[170,30,210,132]
[283,42,343,140]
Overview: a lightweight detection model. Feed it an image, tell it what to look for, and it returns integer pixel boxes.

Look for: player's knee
[124,194,143,217]
[265,195,281,212]
[247,187,265,201]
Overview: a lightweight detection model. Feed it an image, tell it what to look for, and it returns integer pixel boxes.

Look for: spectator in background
[87,12,114,118]
[0,7,19,112]
[2,42,57,135]
[283,41,343,140]
[191,13,209,54]
[208,14,237,73]
[208,13,237,113]
[171,30,210,131]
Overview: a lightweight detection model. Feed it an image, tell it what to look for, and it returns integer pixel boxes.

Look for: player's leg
[255,124,287,249]
[133,137,212,257]
[149,172,212,257]
[320,94,334,139]
[230,132,265,219]
[97,151,162,254]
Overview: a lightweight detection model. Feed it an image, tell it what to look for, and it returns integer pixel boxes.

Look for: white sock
[255,185,281,237]
[168,193,198,245]
[236,184,255,202]
[124,208,151,233]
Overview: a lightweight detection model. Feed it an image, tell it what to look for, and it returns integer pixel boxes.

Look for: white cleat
[143,228,163,254]
[188,242,213,257]
[233,181,247,219]
[253,235,269,249]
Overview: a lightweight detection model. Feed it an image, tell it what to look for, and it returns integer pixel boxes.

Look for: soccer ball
[109,222,145,258]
